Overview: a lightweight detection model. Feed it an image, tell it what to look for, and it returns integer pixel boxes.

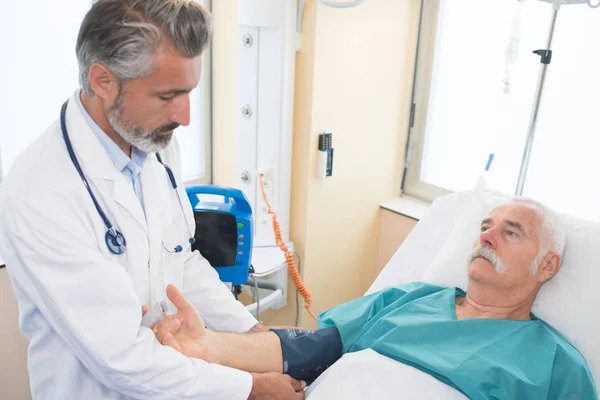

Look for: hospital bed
[305,182,600,399]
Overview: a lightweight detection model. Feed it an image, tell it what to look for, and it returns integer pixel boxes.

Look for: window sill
[380,195,431,221]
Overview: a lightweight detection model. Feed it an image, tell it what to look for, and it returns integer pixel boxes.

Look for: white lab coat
[0,93,258,399]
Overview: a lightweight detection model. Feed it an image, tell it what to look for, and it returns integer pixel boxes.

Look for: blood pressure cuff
[270,327,343,381]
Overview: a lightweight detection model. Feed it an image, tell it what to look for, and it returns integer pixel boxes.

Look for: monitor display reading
[192,211,237,267]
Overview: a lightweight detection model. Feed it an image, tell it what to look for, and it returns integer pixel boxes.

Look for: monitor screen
[191,210,238,267]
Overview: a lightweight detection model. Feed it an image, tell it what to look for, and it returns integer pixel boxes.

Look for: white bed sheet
[305,349,467,400]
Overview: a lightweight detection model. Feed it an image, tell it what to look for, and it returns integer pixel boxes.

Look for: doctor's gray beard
[469,245,506,274]
[106,95,178,154]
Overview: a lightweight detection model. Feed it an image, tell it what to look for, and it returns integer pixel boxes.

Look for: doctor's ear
[87,62,119,102]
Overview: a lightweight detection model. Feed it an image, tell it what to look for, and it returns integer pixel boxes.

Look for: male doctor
[0,1,304,399]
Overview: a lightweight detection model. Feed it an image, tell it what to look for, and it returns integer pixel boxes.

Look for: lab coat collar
[65,91,147,232]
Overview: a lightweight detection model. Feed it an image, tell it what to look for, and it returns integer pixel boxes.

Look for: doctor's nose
[170,94,191,127]
[479,229,497,250]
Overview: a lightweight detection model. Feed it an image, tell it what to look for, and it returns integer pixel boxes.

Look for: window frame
[402,0,452,203]
[183,0,213,186]
[401,0,548,203]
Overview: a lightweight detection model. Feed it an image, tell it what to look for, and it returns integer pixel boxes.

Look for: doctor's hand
[153,284,210,359]
[249,372,305,400]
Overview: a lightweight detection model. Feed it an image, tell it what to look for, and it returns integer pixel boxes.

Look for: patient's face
[468,204,542,289]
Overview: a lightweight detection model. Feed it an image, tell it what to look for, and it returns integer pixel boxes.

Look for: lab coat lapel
[65,92,148,234]
[109,177,148,233]
[141,155,171,242]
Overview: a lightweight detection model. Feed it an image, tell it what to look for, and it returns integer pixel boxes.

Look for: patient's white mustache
[470,246,505,274]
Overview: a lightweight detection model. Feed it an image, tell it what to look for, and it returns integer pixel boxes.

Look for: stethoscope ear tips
[174,245,183,253]
[189,237,196,245]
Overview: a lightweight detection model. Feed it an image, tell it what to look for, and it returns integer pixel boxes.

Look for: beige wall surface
[212,0,239,187]
[263,0,421,329]
[211,1,422,328]
[376,209,418,276]
[0,269,32,399]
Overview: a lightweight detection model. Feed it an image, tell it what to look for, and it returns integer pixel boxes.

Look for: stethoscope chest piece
[105,229,126,255]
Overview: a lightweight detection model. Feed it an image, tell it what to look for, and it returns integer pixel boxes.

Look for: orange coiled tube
[258,174,317,320]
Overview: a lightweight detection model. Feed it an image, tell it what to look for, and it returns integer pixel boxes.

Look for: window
[0,0,211,184]
[177,0,213,184]
[404,0,600,222]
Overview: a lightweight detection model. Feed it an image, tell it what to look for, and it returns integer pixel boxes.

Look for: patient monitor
[186,185,254,286]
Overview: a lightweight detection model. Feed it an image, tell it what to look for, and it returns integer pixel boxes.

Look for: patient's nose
[480,229,497,249]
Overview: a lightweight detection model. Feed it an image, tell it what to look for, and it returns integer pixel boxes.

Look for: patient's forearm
[201,331,283,373]
[187,327,344,381]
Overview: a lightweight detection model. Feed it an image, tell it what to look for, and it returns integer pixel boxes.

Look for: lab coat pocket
[160,224,187,287]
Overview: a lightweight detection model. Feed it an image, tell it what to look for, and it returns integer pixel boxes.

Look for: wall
[0,270,32,399]
[293,0,421,329]
[376,209,418,275]
[212,0,239,186]
[211,0,422,328]
[236,1,321,328]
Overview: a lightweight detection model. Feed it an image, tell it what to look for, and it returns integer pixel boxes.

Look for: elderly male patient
[154,199,597,399]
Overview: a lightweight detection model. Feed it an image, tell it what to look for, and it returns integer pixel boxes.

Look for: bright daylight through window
[404,0,600,222]
[0,0,211,183]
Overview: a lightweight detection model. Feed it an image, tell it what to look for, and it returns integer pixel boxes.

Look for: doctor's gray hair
[510,197,567,274]
[76,0,212,96]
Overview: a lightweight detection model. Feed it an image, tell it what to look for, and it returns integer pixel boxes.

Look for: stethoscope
[60,100,195,255]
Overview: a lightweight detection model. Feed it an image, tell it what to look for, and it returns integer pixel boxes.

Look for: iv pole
[515,0,597,195]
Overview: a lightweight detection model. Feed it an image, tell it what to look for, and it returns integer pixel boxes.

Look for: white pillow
[369,180,600,386]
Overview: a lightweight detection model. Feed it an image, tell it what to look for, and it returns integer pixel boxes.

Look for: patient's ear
[538,253,561,282]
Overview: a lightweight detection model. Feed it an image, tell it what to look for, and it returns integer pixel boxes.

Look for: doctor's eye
[159,95,175,101]
[480,226,489,232]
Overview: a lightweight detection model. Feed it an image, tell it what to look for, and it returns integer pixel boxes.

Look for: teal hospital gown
[317,282,597,400]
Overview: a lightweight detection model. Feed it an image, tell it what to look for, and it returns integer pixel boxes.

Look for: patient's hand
[153,284,210,359]
[155,286,290,379]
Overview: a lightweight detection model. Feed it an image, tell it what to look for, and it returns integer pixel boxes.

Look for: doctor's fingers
[154,316,181,342]
[142,305,150,316]
[162,332,183,354]
[286,376,307,392]
[292,388,305,399]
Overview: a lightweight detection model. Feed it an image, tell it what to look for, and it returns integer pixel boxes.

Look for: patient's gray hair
[510,197,567,274]
[76,0,213,96]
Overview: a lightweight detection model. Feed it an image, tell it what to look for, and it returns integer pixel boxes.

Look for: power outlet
[257,167,274,182]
